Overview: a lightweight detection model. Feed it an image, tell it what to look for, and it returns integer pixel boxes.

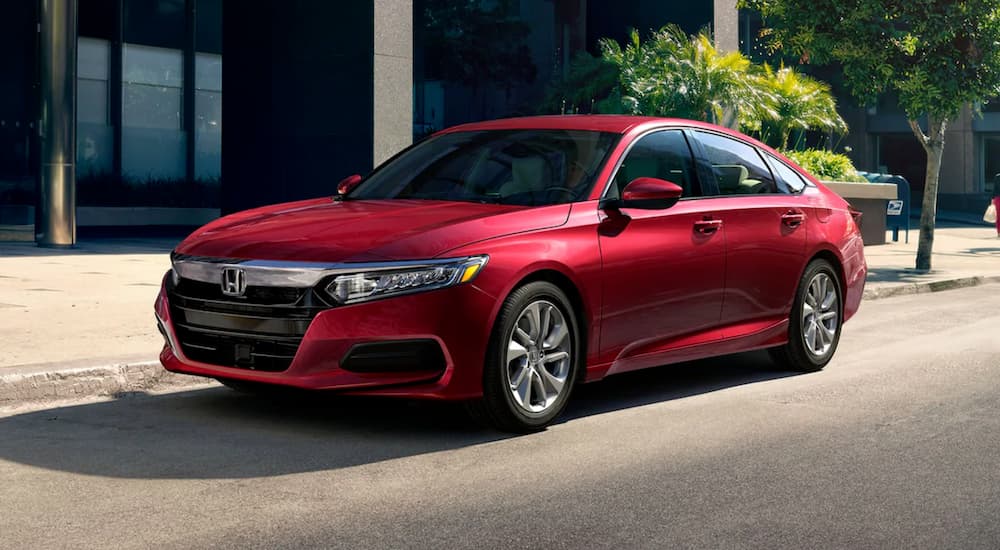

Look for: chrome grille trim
[171,253,472,288]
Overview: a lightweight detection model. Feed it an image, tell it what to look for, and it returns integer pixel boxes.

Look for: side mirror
[605,177,684,210]
[337,174,363,196]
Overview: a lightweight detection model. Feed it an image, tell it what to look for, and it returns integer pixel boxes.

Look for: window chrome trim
[171,253,487,288]
[598,125,690,201]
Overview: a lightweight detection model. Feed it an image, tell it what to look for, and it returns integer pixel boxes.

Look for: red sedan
[155,116,866,432]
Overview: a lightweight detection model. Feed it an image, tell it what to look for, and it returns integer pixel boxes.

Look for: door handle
[781,211,805,228]
[694,219,723,234]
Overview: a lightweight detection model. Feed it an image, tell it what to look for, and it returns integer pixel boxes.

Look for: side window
[607,130,698,199]
[694,131,777,196]
[767,155,809,194]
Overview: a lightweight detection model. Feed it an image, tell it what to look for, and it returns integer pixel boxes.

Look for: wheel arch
[492,269,590,383]
[807,248,847,296]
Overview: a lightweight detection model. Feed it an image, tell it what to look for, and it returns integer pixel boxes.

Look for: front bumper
[155,273,498,400]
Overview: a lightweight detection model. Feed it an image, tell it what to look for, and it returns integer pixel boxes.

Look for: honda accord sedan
[155,115,866,432]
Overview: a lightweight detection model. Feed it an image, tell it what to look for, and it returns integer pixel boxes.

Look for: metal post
[37,0,77,247]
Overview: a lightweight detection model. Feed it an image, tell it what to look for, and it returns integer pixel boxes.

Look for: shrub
[782,149,867,182]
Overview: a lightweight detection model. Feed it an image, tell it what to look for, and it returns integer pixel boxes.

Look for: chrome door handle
[781,211,805,228]
[694,219,723,234]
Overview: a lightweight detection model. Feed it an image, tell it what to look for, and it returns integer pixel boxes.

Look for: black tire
[466,281,581,433]
[769,259,843,372]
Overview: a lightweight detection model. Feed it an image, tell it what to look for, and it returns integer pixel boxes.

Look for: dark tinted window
[124,0,185,49]
[351,130,618,206]
[694,131,777,195]
[767,155,808,194]
[607,130,698,199]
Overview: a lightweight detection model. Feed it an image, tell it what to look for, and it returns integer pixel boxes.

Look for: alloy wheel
[505,300,572,414]
[801,272,839,357]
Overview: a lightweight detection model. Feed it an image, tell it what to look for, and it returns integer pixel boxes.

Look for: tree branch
[908,118,931,153]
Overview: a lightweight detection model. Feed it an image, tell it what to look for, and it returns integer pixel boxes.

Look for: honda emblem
[221,267,247,297]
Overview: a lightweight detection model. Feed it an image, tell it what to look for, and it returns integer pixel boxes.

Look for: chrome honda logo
[221,267,247,297]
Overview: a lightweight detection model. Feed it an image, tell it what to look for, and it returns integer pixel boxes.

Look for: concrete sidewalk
[1,224,999,405]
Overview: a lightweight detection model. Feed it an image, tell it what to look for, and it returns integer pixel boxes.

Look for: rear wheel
[770,259,843,372]
[466,281,580,433]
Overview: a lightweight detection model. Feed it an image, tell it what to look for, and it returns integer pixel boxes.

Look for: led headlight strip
[325,255,488,304]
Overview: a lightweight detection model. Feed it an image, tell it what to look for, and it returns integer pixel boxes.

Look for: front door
[598,130,726,367]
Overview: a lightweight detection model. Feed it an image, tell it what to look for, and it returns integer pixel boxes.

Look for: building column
[37,0,77,247]
[373,0,413,166]
[713,0,739,52]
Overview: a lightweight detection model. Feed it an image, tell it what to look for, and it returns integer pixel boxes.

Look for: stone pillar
[373,0,413,166]
[713,0,739,52]
[37,0,77,247]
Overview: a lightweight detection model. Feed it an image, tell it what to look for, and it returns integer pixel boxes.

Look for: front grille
[167,276,333,372]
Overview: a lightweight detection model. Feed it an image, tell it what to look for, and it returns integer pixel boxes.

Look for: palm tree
[599,25,776,126]
[753,63,848,149]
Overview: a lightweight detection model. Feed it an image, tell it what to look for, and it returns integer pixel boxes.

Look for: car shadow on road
[0,351,800,480]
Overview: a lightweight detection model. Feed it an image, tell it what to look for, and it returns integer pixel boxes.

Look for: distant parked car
[155,115,866,432]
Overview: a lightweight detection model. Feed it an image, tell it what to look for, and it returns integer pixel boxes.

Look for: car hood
[175,198,571,262]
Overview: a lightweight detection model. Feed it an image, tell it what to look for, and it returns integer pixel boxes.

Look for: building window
[983,135,1000,193]
[77,37,112,178]
[121,43,185,180]
[195,52,221,180]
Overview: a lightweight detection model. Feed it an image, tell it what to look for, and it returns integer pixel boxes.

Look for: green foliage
[782,149,867,182]
[539,52,621,114]
[740,0,1000,122]
[538,25,848,147]
[751,63,847,149]
[598,26,771,125]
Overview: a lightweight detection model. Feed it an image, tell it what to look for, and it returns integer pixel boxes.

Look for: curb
[863,275,1000,300]
[0,360,215,407]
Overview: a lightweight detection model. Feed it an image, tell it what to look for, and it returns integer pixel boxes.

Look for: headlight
[325,255,488,304]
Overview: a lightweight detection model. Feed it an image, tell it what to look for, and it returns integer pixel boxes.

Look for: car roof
[437,115,724,135]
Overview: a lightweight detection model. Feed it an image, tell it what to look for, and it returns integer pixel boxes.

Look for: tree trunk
[909,116,948,271]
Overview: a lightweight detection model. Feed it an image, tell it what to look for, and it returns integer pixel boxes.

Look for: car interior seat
[713,164,748,194]
[499,156,551,197]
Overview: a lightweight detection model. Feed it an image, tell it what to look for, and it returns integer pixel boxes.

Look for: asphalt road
[2,285,999,549]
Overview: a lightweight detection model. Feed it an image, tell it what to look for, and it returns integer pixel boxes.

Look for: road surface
[2,285,998,548]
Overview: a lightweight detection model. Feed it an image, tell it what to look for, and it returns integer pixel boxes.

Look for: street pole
[37,0,77,248]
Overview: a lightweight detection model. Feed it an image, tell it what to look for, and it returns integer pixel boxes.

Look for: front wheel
[466,281,581,433]
[769,259,843,372]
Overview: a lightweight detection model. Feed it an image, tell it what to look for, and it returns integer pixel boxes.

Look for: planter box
[822,182,898,245]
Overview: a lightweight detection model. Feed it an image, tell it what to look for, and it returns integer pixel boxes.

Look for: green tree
[741,0,1000,270]
[754,63,848,149]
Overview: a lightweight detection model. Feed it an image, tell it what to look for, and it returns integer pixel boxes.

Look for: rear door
[689,131,809,328]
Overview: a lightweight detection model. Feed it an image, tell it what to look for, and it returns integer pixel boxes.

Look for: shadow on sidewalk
[865,267,935,283]
[0,351,798,480]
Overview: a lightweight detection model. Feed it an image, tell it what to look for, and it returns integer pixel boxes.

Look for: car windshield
[348,129,619,206]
